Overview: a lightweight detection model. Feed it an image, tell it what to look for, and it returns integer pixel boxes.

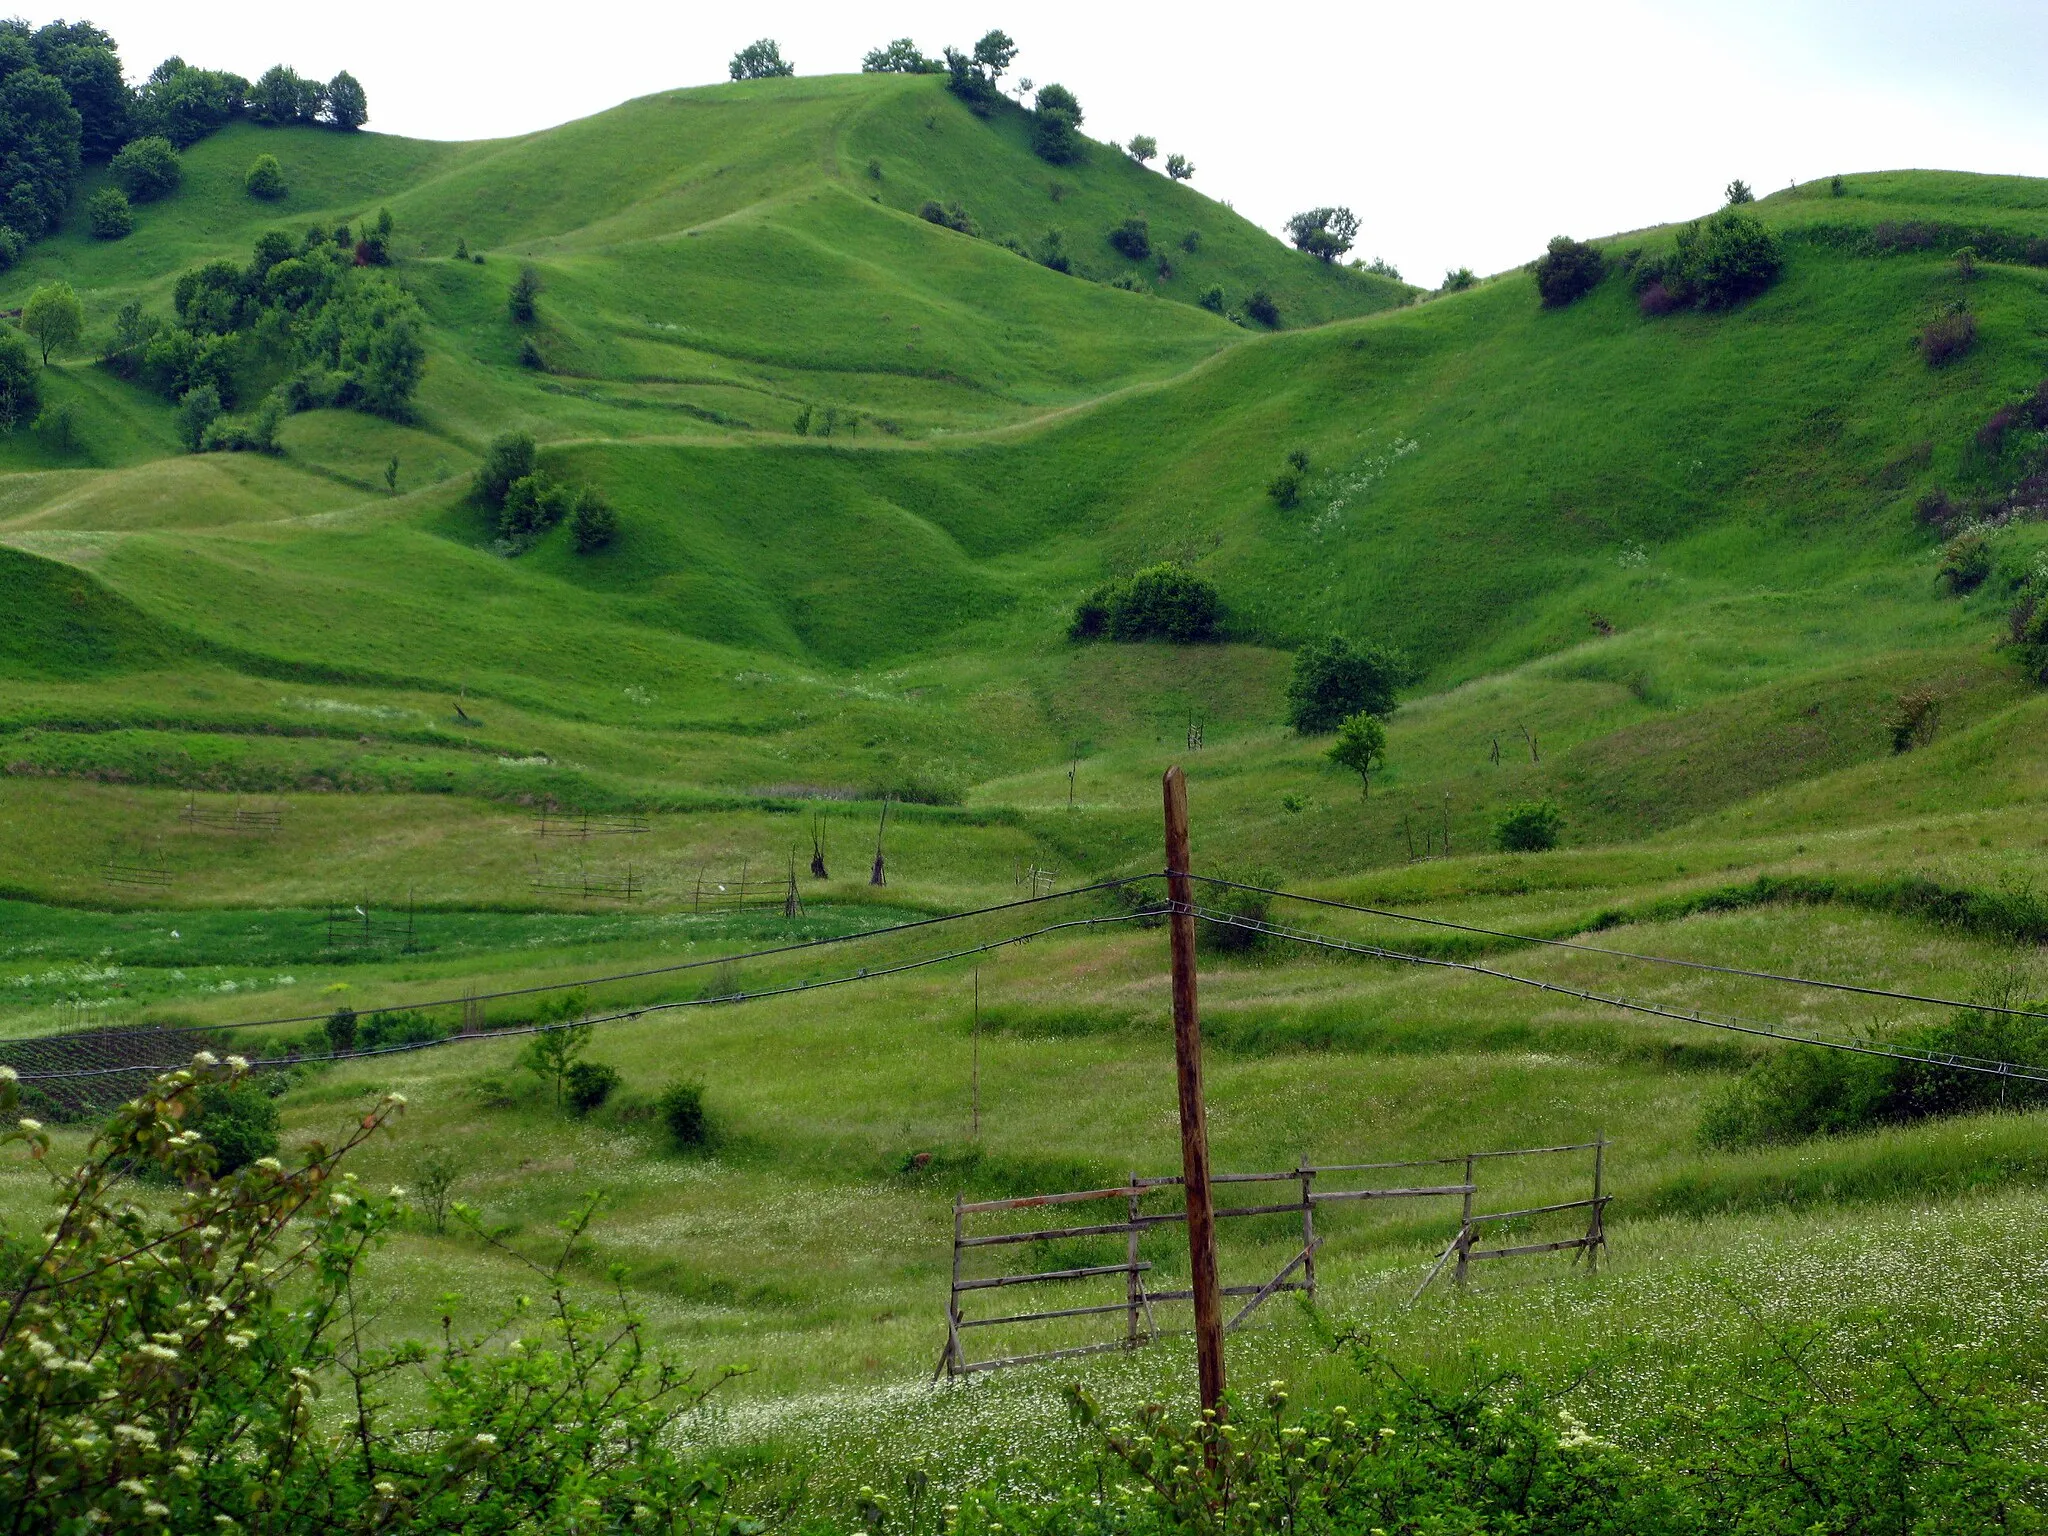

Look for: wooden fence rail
[940,1138,1610,1378]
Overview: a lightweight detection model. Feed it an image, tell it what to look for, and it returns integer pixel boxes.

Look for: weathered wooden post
[1299,1162,1317,1303]
[1163,765,1225,1415]
[1454,1153,1476,1287]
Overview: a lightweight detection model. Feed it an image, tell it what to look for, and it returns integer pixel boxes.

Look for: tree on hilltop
[863,38,939,73]
[729,39,794,80]
[1126,134,1157,164]
[1725,178,1754,205]
[1286,206,1359,263]
[1165,153,1194,182]
[325,70,367,130]
[944,29,1016,114]
[973,29,1018,78]
[1033,82,1084,163]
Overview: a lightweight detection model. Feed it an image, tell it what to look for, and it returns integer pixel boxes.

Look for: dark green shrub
[1442,266,1476,291]
[499,473,573,543]
[111,135,182,201]
[1108,217,1150,259]
[1180,229,1200,253]
[659,1080,709,1145]
[1494,800,1563,852]
[1032,83,1084,164]
[517,338,544,370]
[0,331,40,431]
[918,199,975,234]
[1267,469,1301,508]
[360,1009,442,1048]
[244,154,287,201]
[1244,288,1279,326]
[0,226,23,271]
[175,385,221,453]
[1195,867,1275,954]
[565,1061,621,1114]
[325,1007,358,1052]
[1197,285,1223,312]
[194,1082,281,1174]
[472,430,536,508]
[1633,210,1782,312]
[1071,563,1221,643]
[1533,234,1605,306]
[571,488,617,552]
[1285,634,1410,732]
[1035,228,1070,273]
[1939,531,1991,592]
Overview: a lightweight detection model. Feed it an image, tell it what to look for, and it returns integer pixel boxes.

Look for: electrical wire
[14,910,1152,1083]
[30,876,1152,1041]
[1181,903,2048,1085]
[1183,872,2048,1023]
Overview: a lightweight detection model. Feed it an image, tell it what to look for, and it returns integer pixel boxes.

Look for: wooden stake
[1163,765,1225,1415]
[870,797,890,887]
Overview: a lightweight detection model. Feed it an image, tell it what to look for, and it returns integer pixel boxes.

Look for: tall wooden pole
[1163,765,1225,1415]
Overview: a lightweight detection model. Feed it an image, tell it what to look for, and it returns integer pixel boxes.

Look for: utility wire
[1184,903,2048,1086]
[35,876,1151,1041]
[14,910,1151,1083]
[1184,873,2048,1024]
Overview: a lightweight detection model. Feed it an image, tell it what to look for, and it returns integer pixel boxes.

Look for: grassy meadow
[1,61,2047,1503]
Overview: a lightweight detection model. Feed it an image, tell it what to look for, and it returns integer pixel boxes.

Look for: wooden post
[1454,1153,1475,1288]
[870,798,890,887]
[945,1195,966,1377]
[1126,1172,1143,1348]
[1588,1133,1606,1273]
[1163,765,1225,1415]
[1299,1162,1317,1303]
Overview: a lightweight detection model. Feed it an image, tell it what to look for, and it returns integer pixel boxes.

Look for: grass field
[2,64,2047,1507]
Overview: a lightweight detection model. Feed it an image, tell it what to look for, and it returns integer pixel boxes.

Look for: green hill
[4,67,2048,1514]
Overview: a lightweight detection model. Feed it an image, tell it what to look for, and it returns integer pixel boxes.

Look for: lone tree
[1327,711,1387,796]
[1165,153,1194,182]
[509,264,541,324]
[729,39,794,80]
[943,29,1017,114]
[1286,634,1410,733]
[0,330,40,431]
[1126,134,1157,164]
[1286,207,1360,263]
[326,70,368,130]
[1032,83,1084,164]
[21,281,83,365]
[520,1022,594,1108]
[1725,178,1754,205]
[110,136,182,201]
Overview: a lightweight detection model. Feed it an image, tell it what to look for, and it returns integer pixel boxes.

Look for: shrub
[1108,216,1151,259]
[1285,206,1359,263]
[729,38,795,79]
[1635,211,1783,313]
[1165,153,1194,182]
[1886,688,1941,752]
[1194,866,1274,954]
[0,225,22,270]
[1939,531,1991,593]
[111,135,182,202]
[1071,563,1222,643]
[565,1061,621,1114]
[1441,266,1476,292]
[866,156,882,180]
[570,487,617,552]
[1198,285,1224,312]
[659,1079,709,1145]
[1724,178,1754,204]
[1244,288,1279,326]
[1032,84,1084,165]
[1976,404,2017,454]
[359,1009,442,1048]
[472,429,536,508]
[244,153,287,201]
[194,1082,281,1174]
[1285,635,1410,732]
[1920,309,1977,367]
[201,394,284,454]
[1035,227,1070,273]
[32,401,74,453]
[1108,272,1145,292]
[1180,229,1200,253]
[499,473,573,543]
[1267,469,1301,508]
[518,338,545,370]
[1915,487,1958,530]
[918,199,975,234]
[324,1006,358,1052]
[508,264,541,323]
[1494,800,1563,852]
[1533,235,1606,306]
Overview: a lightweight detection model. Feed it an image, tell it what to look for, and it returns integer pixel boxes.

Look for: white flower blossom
[17,1119,41,1133]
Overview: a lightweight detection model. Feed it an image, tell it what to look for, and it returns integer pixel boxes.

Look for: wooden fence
[689,862,802,916]
[532,808,648,839]
[939,1139,1608,1378]
[180,797,282,834]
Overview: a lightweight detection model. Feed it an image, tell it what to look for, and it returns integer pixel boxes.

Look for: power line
[34,877,1150,1042]
[1185,873,2048,1024]
[15,910,1151,1083]
[1184,903,2048,1086]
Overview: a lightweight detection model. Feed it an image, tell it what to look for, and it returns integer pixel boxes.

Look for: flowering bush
[0,1057,742,1534]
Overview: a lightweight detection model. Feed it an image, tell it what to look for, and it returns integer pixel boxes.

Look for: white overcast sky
[70,0,2048,281]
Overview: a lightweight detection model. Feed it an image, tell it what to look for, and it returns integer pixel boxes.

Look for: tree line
[0,16,366,264]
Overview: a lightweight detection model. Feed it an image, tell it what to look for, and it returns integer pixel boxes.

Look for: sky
[73,0,2048,282]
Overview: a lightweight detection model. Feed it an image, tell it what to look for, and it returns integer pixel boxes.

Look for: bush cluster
[1630,209,1783,313]
[1069,563,1221,643]
[84,185,130,239]
[470,430,614,554]
[1920,307,1977,367]
[1244,288,1279,326]
[1938,530,1991,592]
[1703,1000,2048,1147]
[1107,215,1150,260]
[105,221,425,446]
[243,152,286,201]
[1494,799,1563,852]
[109,134,180,200]
[1032,83,1083,165]
[918,198,976,235]
[658,1079,710,1145]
